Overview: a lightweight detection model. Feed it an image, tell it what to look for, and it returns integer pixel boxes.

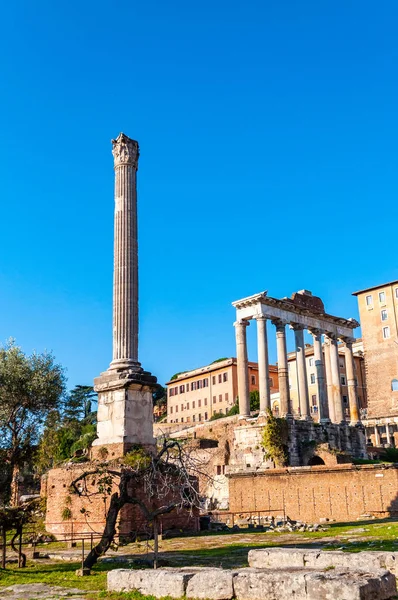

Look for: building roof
[166,358,278,385]
[352,280,398,296]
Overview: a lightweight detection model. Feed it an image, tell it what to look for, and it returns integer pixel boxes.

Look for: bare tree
[71,439,211,570]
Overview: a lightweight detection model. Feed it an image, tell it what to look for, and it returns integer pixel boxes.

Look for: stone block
[233,568,396,600]
[186,569,234,599]
[107,568,195,597]
[248,547,398,575]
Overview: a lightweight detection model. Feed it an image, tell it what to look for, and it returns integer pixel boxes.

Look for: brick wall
[229,464,398,522]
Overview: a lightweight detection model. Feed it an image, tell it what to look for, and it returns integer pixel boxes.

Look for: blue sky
[1,1,397,390]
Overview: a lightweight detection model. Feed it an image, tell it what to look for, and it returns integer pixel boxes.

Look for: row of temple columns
[234,317,361,425]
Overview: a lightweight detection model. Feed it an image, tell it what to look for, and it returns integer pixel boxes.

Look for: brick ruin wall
[229,463,398,522]
[43,464,198,540]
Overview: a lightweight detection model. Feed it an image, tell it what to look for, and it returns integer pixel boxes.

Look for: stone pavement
[0,584,89,600]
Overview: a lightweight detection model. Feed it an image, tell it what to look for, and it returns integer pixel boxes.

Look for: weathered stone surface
[186,568,234,599]
[233,568,396,600]
[0,584,89,599]
[233,568,307,599]
[248,547,398,575]
[304,569,396,600]
[107,568,195,597]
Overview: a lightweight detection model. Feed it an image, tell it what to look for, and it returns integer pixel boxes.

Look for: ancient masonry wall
[229,463,398,522]
[43,464,198,540]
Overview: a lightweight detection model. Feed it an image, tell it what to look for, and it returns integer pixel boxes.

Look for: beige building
[353,281,398,447]
[286,339,367,421]
[166,358,279,424]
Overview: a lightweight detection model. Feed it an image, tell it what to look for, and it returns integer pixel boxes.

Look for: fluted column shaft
[292,325,310,419]
[310,330,330,422]
[110,134,140,369]
[234,320,250,416]
[342,337,360,425]
[273,320,291,417]
[256,316,271,413]
[328,335,344,423]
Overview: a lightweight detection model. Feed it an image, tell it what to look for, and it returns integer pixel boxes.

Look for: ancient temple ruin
[233,289,360,425]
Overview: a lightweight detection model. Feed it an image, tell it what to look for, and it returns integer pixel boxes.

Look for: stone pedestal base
[92,367,157,458]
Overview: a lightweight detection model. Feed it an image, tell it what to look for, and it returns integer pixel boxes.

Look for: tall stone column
[273,320,291,417]
[292,324,310,420]
[255,315,271,413]
[234,320,250,417]
[328,335,344,423]
[110,133,140,370]
[310,329,330,423]
[323,338,336,423]
[342,337,360,425]
[374,425,380,447]
[93,133,157,457]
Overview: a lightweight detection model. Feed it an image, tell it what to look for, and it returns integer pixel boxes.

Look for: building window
[192,401,195,409]
[198,414,202,421]
[219,394,222,402]
[379,291,386,303]
[170,406,173,414]
[181,417,184,422]
[212,376,216,385]
[204,378,209,387]
[181,404,184,411]
[192,415,195,422]
[191,382,197,391]
[251,375,256,385]
[175,418,178,423]
[213,395,216,404]
[383,326,391,339]
[186,402,189,410]
[175,405,178,412]
[366,295,373,306]
[341,375,346,385]
[204,412,208,420]
[269,377,273,387]
[225,393,229,402]
[185,384,189,392]
[309,358,314,367]
[218,374,222,384]
[169,388,174,397]
[187,416,190,422]
[198,399,201,407]
[395,288,398,299]
[343,395,348,404]
[198,380,203,389]
[223,372,228,382]
[204,397,208,405]
[310,373,315,384]
[179,385,184,394]
[311,394,317,406]
[392,379,398,392]
[339,360,344,368]
[381,309,388,321]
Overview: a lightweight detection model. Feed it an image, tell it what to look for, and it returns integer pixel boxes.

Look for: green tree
[64,385,97,423]
[0,340,66,503]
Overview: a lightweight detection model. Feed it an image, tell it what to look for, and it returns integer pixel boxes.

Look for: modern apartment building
[166,358,279,424]
[353,280,398,421]
[286,339,367,421]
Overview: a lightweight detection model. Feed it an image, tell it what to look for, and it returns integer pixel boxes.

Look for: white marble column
[310,329,330,423]
[234,320,250,417]
[110,133,140,371]
[292,324,310,420]
[374,425,381,446]
[273,320,291,417]
[328,335,344,423]
[342,337,360,425]
[386,423,391,446]
[256,315,271,413]
[323,338,336,423]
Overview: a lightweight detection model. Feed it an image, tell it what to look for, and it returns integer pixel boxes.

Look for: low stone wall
[229,463,398,522]
[107,566,396,600]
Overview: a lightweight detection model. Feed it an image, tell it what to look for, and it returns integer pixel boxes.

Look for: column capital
[324,332,337,342]
[234,319,250,328]
[112,133,139,169]
[254,314,267,322]
[290,323,304,332]
[308,327,323,337]
[340,336,355,346]
[272,319,288,330]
